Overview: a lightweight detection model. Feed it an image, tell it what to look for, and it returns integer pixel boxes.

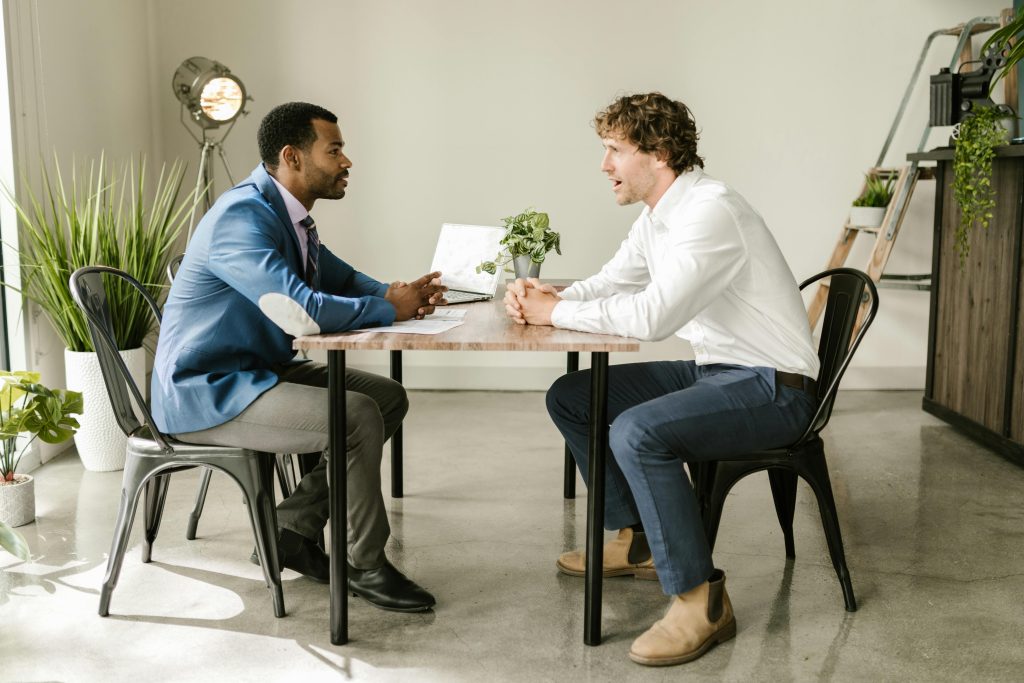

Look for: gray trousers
[174,362,408,569]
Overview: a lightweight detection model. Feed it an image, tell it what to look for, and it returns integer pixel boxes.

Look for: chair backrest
[793,267,879,446]
[69,266,173,452]
[166,253,184,284]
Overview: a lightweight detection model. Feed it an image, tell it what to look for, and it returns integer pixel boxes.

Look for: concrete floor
[2,390,1023,682]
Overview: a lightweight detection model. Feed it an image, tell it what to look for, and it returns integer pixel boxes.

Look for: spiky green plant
[1,154,195,351]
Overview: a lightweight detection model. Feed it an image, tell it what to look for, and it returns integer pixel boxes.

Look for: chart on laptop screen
[429,223,505,294]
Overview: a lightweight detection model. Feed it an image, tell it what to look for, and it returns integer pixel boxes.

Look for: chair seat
[128,434,257,459]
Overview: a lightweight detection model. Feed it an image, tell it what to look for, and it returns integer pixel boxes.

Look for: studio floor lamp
[172,56,251,241]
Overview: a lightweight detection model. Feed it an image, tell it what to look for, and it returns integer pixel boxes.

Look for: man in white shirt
[505,92,820,667]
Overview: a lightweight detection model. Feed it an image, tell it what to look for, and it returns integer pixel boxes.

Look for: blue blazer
[151,163,396,435]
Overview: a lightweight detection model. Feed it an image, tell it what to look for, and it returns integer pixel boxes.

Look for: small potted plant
[849,174,896,229]
[0,371,83,528]
[477,208,561,279]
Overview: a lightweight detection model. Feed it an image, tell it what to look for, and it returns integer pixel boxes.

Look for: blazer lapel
[252,163,303,259]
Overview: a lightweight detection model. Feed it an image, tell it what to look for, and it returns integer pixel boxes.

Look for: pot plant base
[0,474,35,527]
[65,347,145,472]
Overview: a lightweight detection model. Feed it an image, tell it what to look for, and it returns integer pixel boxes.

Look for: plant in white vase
[477,208,561,279]
[2,155,194,471]
[0,370,82,529]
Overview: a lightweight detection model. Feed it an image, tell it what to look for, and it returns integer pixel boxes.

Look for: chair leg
[142,473,171,563]
[99,456,153,616]
[186,468,213,540]
[768,468,798,559]
[798,448,857,612]
[239,452,285,617]
[563,447,576,499]
[275,454,297,499]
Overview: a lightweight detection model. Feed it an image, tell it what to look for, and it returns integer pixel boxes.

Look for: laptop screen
[429,223,506,295]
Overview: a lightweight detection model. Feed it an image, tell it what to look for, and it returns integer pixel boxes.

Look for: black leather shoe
[250,530,330,584]
[348,561,436,612]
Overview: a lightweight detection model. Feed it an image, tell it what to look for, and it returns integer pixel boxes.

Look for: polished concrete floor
[2,390,1023,682]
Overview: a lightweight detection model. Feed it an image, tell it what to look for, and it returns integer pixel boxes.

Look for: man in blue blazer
[152,102,443,612]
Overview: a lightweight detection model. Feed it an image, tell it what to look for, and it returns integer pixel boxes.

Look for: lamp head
[172,57,247,129]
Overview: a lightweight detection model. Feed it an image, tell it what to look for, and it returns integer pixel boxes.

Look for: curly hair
[594,92,704,174]
[257,102,338,168]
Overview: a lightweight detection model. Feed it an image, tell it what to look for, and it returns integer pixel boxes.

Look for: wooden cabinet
[916,146,1024,467]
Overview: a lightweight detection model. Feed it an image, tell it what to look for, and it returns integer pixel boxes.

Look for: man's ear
[280,145,302,171]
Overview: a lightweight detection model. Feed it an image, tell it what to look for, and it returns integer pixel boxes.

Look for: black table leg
[564,352,579,499]
[390,350,404,498]
[584,351,609,646]
[328,350,348,645]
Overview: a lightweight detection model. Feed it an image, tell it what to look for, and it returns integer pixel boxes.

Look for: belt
[777,371,817,397]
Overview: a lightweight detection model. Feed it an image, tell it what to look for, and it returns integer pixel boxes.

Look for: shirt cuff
[550,299,580,329]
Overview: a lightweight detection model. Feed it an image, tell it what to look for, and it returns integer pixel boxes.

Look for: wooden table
[294,297,640,646]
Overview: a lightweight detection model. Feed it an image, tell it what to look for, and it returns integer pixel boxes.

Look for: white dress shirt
[270,174,311,265]
[552,169,820,378]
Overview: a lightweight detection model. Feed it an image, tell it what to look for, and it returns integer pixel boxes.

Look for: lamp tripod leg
[187,142,214,243]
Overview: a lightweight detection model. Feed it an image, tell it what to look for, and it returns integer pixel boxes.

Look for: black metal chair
[689,267,879,612]
[69,265,286,618]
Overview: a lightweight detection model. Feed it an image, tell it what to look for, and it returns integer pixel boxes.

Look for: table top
[293,295,641,353]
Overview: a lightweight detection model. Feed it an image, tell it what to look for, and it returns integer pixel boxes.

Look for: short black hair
[257,102,338,168]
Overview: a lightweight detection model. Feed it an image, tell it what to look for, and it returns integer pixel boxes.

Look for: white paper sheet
[360,319,465,335]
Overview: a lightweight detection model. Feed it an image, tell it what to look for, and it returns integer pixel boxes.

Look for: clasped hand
[385,271,447,321]
[504,278,560,326]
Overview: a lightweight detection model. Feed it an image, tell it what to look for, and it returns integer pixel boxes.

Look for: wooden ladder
[807,15,1005,331]
[807,164,933,328]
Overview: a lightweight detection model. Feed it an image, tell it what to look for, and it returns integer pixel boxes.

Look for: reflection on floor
[2,391,1023,682]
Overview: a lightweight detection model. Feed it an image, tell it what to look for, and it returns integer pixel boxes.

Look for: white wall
[6,0,1011,403]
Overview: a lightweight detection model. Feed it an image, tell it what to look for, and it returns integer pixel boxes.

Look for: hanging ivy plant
[952,106,1011,266]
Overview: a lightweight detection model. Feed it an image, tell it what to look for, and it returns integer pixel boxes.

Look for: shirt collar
[644,168,704,225]
[268,172,310,226]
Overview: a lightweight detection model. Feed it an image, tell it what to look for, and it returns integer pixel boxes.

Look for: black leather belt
[777,371,817,397]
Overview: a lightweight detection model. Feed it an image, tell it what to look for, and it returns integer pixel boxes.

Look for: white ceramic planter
[64,347,146,472]
[0,474,35,527]
[849,206,886,229]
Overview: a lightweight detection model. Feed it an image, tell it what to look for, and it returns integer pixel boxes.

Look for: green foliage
[982,9,1024,90]
[0,520,29,561]
[477,208,561,275]
[1,154,195,351]
[0,370,82,480]
[953,106,1011,266]
[852,174,896,208]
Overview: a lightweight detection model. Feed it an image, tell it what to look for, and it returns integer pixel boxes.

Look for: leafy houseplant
[477,208,561,279]
[952,105,1012,265]
[0,371,83,529]
[2,155,194,471]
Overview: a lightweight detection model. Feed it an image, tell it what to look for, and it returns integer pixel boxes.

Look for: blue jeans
[546,361,817,595]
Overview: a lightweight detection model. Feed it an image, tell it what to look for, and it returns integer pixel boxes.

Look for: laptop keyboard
[444,290,489,304]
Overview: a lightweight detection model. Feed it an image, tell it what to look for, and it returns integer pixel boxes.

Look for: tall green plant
[2,155,195,351]
[953,106,1010,266]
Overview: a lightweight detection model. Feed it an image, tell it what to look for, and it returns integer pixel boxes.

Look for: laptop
[429,223,506,304]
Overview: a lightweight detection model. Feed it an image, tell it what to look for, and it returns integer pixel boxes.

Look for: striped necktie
[300,215,320,289]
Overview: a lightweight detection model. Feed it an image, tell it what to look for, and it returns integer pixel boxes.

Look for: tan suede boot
[628,568,736,666]
[556,528,658,580]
